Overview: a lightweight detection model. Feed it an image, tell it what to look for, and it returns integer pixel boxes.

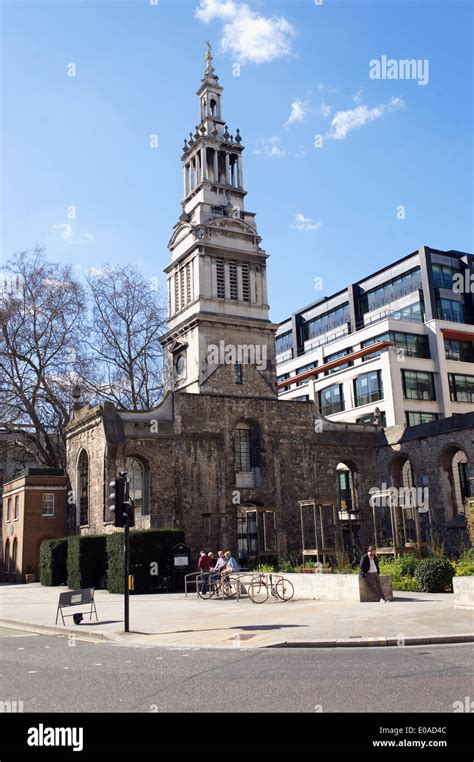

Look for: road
[0,627,472,713]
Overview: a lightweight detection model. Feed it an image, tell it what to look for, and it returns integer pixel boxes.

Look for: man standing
[197,550,212,593]
[360,546,389,602]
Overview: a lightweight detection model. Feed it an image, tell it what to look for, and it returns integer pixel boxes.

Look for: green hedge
[414,557,455,592]
[106,529,184,594]
[39,538,68,586]
[67,535,107,590]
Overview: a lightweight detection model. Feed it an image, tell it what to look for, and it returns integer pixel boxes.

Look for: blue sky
[1,0,472,322]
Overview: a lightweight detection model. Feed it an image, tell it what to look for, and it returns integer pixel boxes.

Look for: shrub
[254,564,275,573]
[39,538,68,586]
[67,535,107,590]
[106,529,184,594]
[455,565,474,577]
[391,576,421,592]
[279,561,296,574]
[457,548,474,566]
[414,557,455,592]
[397,554,419,577]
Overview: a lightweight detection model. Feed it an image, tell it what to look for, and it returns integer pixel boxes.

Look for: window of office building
[448,373,474,403]
[303,303,350,341]
[353,370,383,407]
[361,267,421,313]
[444,339,474,363]
[437,298,465,323]
[432,264,459,289]
[402,370,436,401]
[324,348,353,374]
[391,300,424,322]
[362,331,429,362]
[405,411,439,426]
[277,372,291,395]
[296,362,317,387]
[318,383,344,416]
[275,330,293,355]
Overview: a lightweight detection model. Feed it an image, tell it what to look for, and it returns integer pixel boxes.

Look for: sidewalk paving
[0,583,472,649]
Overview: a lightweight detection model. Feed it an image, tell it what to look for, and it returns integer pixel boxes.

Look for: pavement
[0,583,473,649]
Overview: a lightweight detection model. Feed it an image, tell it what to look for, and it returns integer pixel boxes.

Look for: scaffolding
[299,499,339,564]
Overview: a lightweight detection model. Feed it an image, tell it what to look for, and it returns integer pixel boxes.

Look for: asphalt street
[0,627,473,713]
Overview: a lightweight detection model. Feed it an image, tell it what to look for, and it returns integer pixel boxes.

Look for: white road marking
[28,670,38,674]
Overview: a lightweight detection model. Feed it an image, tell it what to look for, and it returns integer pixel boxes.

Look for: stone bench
[283,573,393,602]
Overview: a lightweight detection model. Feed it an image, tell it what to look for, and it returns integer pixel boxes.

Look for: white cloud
[291,213,321,232]
[352,88,364,104]
[253,136,286,158]
[52,223,94,245]
[195,0,295,64]
[284,99,309,128]
[320,103,332,118]
[327,96,406,140]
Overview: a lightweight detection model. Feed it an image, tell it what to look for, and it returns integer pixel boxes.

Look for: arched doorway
[336,461,360,557]
[439,446,471,520]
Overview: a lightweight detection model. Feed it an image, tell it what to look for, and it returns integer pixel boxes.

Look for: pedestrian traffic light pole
[109,470,135,634]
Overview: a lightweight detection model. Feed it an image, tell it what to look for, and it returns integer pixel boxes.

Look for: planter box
[25,574,36,584]
[453,576,474,609]
[283,573,393,602]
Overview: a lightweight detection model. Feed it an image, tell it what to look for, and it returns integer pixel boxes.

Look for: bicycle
[197,572,239,600]
[247,573,294,604]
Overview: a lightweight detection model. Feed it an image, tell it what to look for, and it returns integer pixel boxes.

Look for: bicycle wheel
[248,579,269,604]
[275,577,294,601]
[198,578,215,600]
[223,576,239,598]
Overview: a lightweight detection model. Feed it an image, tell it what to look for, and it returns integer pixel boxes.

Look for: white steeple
[160,45,277,398]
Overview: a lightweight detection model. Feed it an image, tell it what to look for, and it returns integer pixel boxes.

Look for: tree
[81,266,166,410]
[0,248,87,468]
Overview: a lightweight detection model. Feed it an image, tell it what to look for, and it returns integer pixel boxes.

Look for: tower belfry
[160,45,277,396]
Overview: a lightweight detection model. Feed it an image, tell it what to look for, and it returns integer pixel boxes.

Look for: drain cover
[229,633,255,641]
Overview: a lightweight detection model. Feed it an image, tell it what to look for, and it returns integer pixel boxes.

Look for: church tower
[160,44,277,397]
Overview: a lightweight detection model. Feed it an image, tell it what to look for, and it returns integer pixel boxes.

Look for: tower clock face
[175,354,185,377]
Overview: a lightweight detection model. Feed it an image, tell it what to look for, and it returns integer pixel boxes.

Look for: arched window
[452,450,470,514]
[336,462,357,511]
[125,456,148,515]
[401,459,414,489]
[210,98,216,115]
[12,538,18,573]
[4,539,10,571]
[78,450,89,526]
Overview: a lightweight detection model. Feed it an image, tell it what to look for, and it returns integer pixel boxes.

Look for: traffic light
[109,472,130,528]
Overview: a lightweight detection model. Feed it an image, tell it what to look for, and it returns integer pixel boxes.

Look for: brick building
[65,47,473,564]
[1,469,68,582]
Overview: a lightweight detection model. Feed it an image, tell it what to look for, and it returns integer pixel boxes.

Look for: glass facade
[402,370,436,401]
[324,347,353,375]
[276,330,293,355]
[361,267,421,313]
[362,331,430,361]
[406,411,439,426]
[353,370,383,407]
[319,383,344,415]
[437,298,465,323]
[444,339,474,363]
[303,303,350,340]
[448,373,474,403]
[432,263,459,289]
[296,361,317,386]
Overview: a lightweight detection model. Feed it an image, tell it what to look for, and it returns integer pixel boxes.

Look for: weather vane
[206,41,212,63]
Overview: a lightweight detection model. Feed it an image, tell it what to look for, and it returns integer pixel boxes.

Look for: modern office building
[276,246,474,427]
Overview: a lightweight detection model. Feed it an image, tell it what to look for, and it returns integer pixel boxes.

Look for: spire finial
[204,41,216,78]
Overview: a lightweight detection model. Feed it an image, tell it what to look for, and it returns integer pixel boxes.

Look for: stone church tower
[160,44,277,397]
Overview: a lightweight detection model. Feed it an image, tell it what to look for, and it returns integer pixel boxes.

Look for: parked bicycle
[197,572,239,600]
[247,573,294,604]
